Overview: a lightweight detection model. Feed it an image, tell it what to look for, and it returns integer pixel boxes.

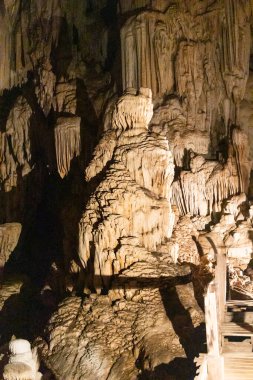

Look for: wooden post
[207,355,224,380]
[205,281,220,356]
[215,252,227,324]
[204,281,224,379]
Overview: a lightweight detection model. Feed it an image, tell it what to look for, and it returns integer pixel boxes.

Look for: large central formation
[79,88,175,290]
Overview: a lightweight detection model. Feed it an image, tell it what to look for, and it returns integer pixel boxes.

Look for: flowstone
[38,255,204,380]
[79,88,175,291]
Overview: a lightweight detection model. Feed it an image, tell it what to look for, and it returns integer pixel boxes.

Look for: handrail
[205,280,220,355]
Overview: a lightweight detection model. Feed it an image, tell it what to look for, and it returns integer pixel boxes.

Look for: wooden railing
[195,252,227,379]
[215,252,227,324]
[204,280,220,355]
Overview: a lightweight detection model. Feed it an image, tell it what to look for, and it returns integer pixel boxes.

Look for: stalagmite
[79,88,175,290]
[54,116,81,179]
[3,339,42,380]
[168,215,200,265]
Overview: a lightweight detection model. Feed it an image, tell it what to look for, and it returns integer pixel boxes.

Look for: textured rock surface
[54,116,81,178]
[3,339,41,380]
[150,98,210,167]
[198,193,253,270]
[79,88,175,291]
[38,257,204,380]
[0,97,33,192]
[0,1,252,379]
[172,127,251,216]
[0,224,21,271]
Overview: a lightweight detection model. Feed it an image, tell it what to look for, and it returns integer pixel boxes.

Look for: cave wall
[0,1,253,379]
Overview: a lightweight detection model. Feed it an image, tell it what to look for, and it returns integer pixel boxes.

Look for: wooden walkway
[224,356,253,380]
[222,322,253,340]
[195,254,253,380]
[222,299,253,379]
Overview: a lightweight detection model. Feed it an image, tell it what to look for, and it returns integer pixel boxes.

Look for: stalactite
[172,125,251,216]
[221,0,251,123]
[0,0,62,93]
[150,97,210,167]
[121,10,179,98]
[232,127,251,193]
[53,79,77,114]
[35,58,56,116]
[0,96,32,192]
[175,40,221,132]
[0,1,252,379]
[54,116,81,179]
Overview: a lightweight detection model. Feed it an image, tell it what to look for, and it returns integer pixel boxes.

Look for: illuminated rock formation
[150,97,210,167]
[0,1,252,379]
[0,97,32,192]
[35,58,56,117]
[121,10,177,98]
[172,126,251,216]
[54,116,81,178]
[53,79,77,115]
[0,1,61,93]
[79,88,175,290]
[3,339,41,380]
[38,258,203,380]
[198,192,253,268]
[175,40,221,132]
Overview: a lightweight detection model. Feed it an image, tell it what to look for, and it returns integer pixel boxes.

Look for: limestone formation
[0,223,21,271]
[3,339,42,380]
[0,1,61,93]
[0,97,33,192]
[35,58,56,117]
[175,40,221,133]
[121,11,177,98]
[0,1,252,380]
[53,79,77,115]
[37,256,203,380]
[172,126,251,216]
[221,0,251,124]
[168,215,200,265]
[79,88,175,290]
[150,97,210,167]
[240,71,253,166]
[54,116,81,178]
[198,192,253,271]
